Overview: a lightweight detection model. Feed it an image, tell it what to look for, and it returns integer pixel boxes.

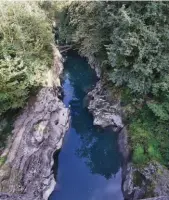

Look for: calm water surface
[49,52,123,200]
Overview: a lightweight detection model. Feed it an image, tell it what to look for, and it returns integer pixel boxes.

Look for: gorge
[1,1,169,200]
[49,51,123,200]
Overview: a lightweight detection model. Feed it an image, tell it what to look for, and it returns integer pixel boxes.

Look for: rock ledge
[0,46,70,200]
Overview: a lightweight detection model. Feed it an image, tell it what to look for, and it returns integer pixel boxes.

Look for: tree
[0,1,53,115]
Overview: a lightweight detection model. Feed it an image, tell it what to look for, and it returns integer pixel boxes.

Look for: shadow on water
[49,51,123,200]
[52,150,60,181]
[0,109,19,151]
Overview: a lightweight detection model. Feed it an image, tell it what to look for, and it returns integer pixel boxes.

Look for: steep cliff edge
[87,81,123,131]
[123,162,169,200]
[0,46,70,200]
[87,80,169,200]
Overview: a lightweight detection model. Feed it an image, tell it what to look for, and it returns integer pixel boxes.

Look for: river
[49,51,123,200]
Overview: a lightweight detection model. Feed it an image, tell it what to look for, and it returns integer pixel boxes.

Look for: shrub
[56,1,169,167]
[133,145,147,165]
[0,1,53,114]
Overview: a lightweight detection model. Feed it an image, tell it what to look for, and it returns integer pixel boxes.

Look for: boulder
[87,81,123,131]
[123,162,169,200]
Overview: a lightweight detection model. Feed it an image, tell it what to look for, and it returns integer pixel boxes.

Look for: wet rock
[123,162,169,200]
[118,127,130,162]
[84,55,101,77]
[87,81,123,131]
[87,79,169,200]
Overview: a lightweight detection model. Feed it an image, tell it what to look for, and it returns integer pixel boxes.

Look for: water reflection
[49,51,123,200]
[66,53,121,179]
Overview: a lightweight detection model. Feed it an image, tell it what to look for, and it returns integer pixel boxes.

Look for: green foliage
[147,95,169,121]
[106,2,169,95]
[0,1,53,115]
[57,2,109,67]
[148,102,169,121]
[129,107,169,166]
[133,146,147,165]
[57,1,169,167]
[0,156,7,166]
[58,2,169,95]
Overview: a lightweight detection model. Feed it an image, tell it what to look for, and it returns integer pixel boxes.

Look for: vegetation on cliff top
[1,0,169,168]
[0,1,54,115]
[0,1,62,148]
[56,1,169,167]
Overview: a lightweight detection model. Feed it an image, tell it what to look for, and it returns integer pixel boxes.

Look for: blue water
[49,52,123,200]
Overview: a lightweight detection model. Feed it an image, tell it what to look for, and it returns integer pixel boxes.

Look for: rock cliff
[87,81,123,131]
[87,79,169,200]
[0,46,70,200]
[123,162,169,200]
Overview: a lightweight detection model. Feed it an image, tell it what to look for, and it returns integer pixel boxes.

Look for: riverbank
[55,2,169,199]
[0,46,70,200]
[50,51,123,200]
[86,64,169,200]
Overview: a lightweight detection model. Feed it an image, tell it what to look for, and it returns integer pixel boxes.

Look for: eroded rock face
[87,81,123,131]
[87,79,169,200]
[118,127,130,162]
[80,54,101,77]
[0,46,70,200]
[123,162,169,200]
[0,88,70,200]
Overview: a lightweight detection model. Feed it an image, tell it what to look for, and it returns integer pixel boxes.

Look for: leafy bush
[147,97,169,121]
[129,107,168,166]
[57,1,169,167]
[0,156,7,166]
[58,2,169,95]
[106,2,169,95]
[133,145,148,165]
[0,1,53,115]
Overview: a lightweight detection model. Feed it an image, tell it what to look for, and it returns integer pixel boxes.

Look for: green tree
[57,1,169,166]
[0,1,53,114]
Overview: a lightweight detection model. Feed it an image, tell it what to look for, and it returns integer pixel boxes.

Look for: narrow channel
[49,51,123,200]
